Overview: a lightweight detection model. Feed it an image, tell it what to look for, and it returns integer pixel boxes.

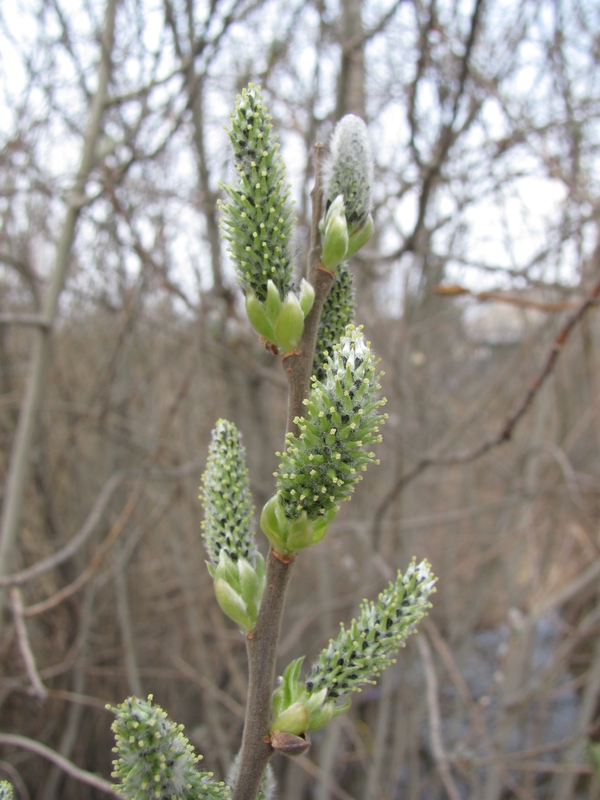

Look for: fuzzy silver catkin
[322,115,373,231]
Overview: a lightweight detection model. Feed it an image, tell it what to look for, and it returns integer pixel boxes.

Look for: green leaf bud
[214,575,255,634]
[238,552,265,621]
[270,701,310,736]
[273,292,304,354]
[200,420,257,569]
[110,695,232,800]
[346,213,374,258]
[213,551,264,633]
[260,494,288,555]
[305,701,335,732]
[265,278,284,320]
[275,325,387,522]
[271,658,335,735]
[260,494,324,557]
[323,115,373,234]
[313,261,355,382]
[298,278,315,317]
[246,288,276,342]
[321,195,349,271]
[306,560,437,702]
[246,279,313,353]
[219,84,295,301]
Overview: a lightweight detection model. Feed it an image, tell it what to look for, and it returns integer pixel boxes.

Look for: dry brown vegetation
[1,0,599,798]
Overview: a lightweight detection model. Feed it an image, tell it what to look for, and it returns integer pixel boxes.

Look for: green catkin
[275,325,387,521]
[110,695,231,800]
[313,261,355,382]
[306,560,437,699]
[218,84,295,301]
[0,782,13,800]
[200,420,256,567]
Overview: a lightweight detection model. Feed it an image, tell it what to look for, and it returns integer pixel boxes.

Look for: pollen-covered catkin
[306,560,437,699]
[110,695,231,800]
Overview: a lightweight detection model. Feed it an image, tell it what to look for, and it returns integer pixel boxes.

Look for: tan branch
[9,587,47,699]
[0,733,119,795]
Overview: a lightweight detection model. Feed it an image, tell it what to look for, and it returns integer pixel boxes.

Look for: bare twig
[293,755,356,800]
[0,472,125,587]
[114,558,143,698]
[9,587,47,699]
[417,635,462,800]
[373,271,600,539]
[0,0,118,629]
[23,479,145,617]
[0,733,119,795]
[433,283,598,312]
[0,314,51,328]
[172,656,245,719]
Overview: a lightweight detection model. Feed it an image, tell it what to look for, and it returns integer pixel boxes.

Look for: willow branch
[232,143,329,800]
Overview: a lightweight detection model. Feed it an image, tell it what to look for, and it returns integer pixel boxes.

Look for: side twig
[0,733,119,796]
[417,635,462,800]
[373,272,600,538]
[0,472,124,587]
[9,587,48,700]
